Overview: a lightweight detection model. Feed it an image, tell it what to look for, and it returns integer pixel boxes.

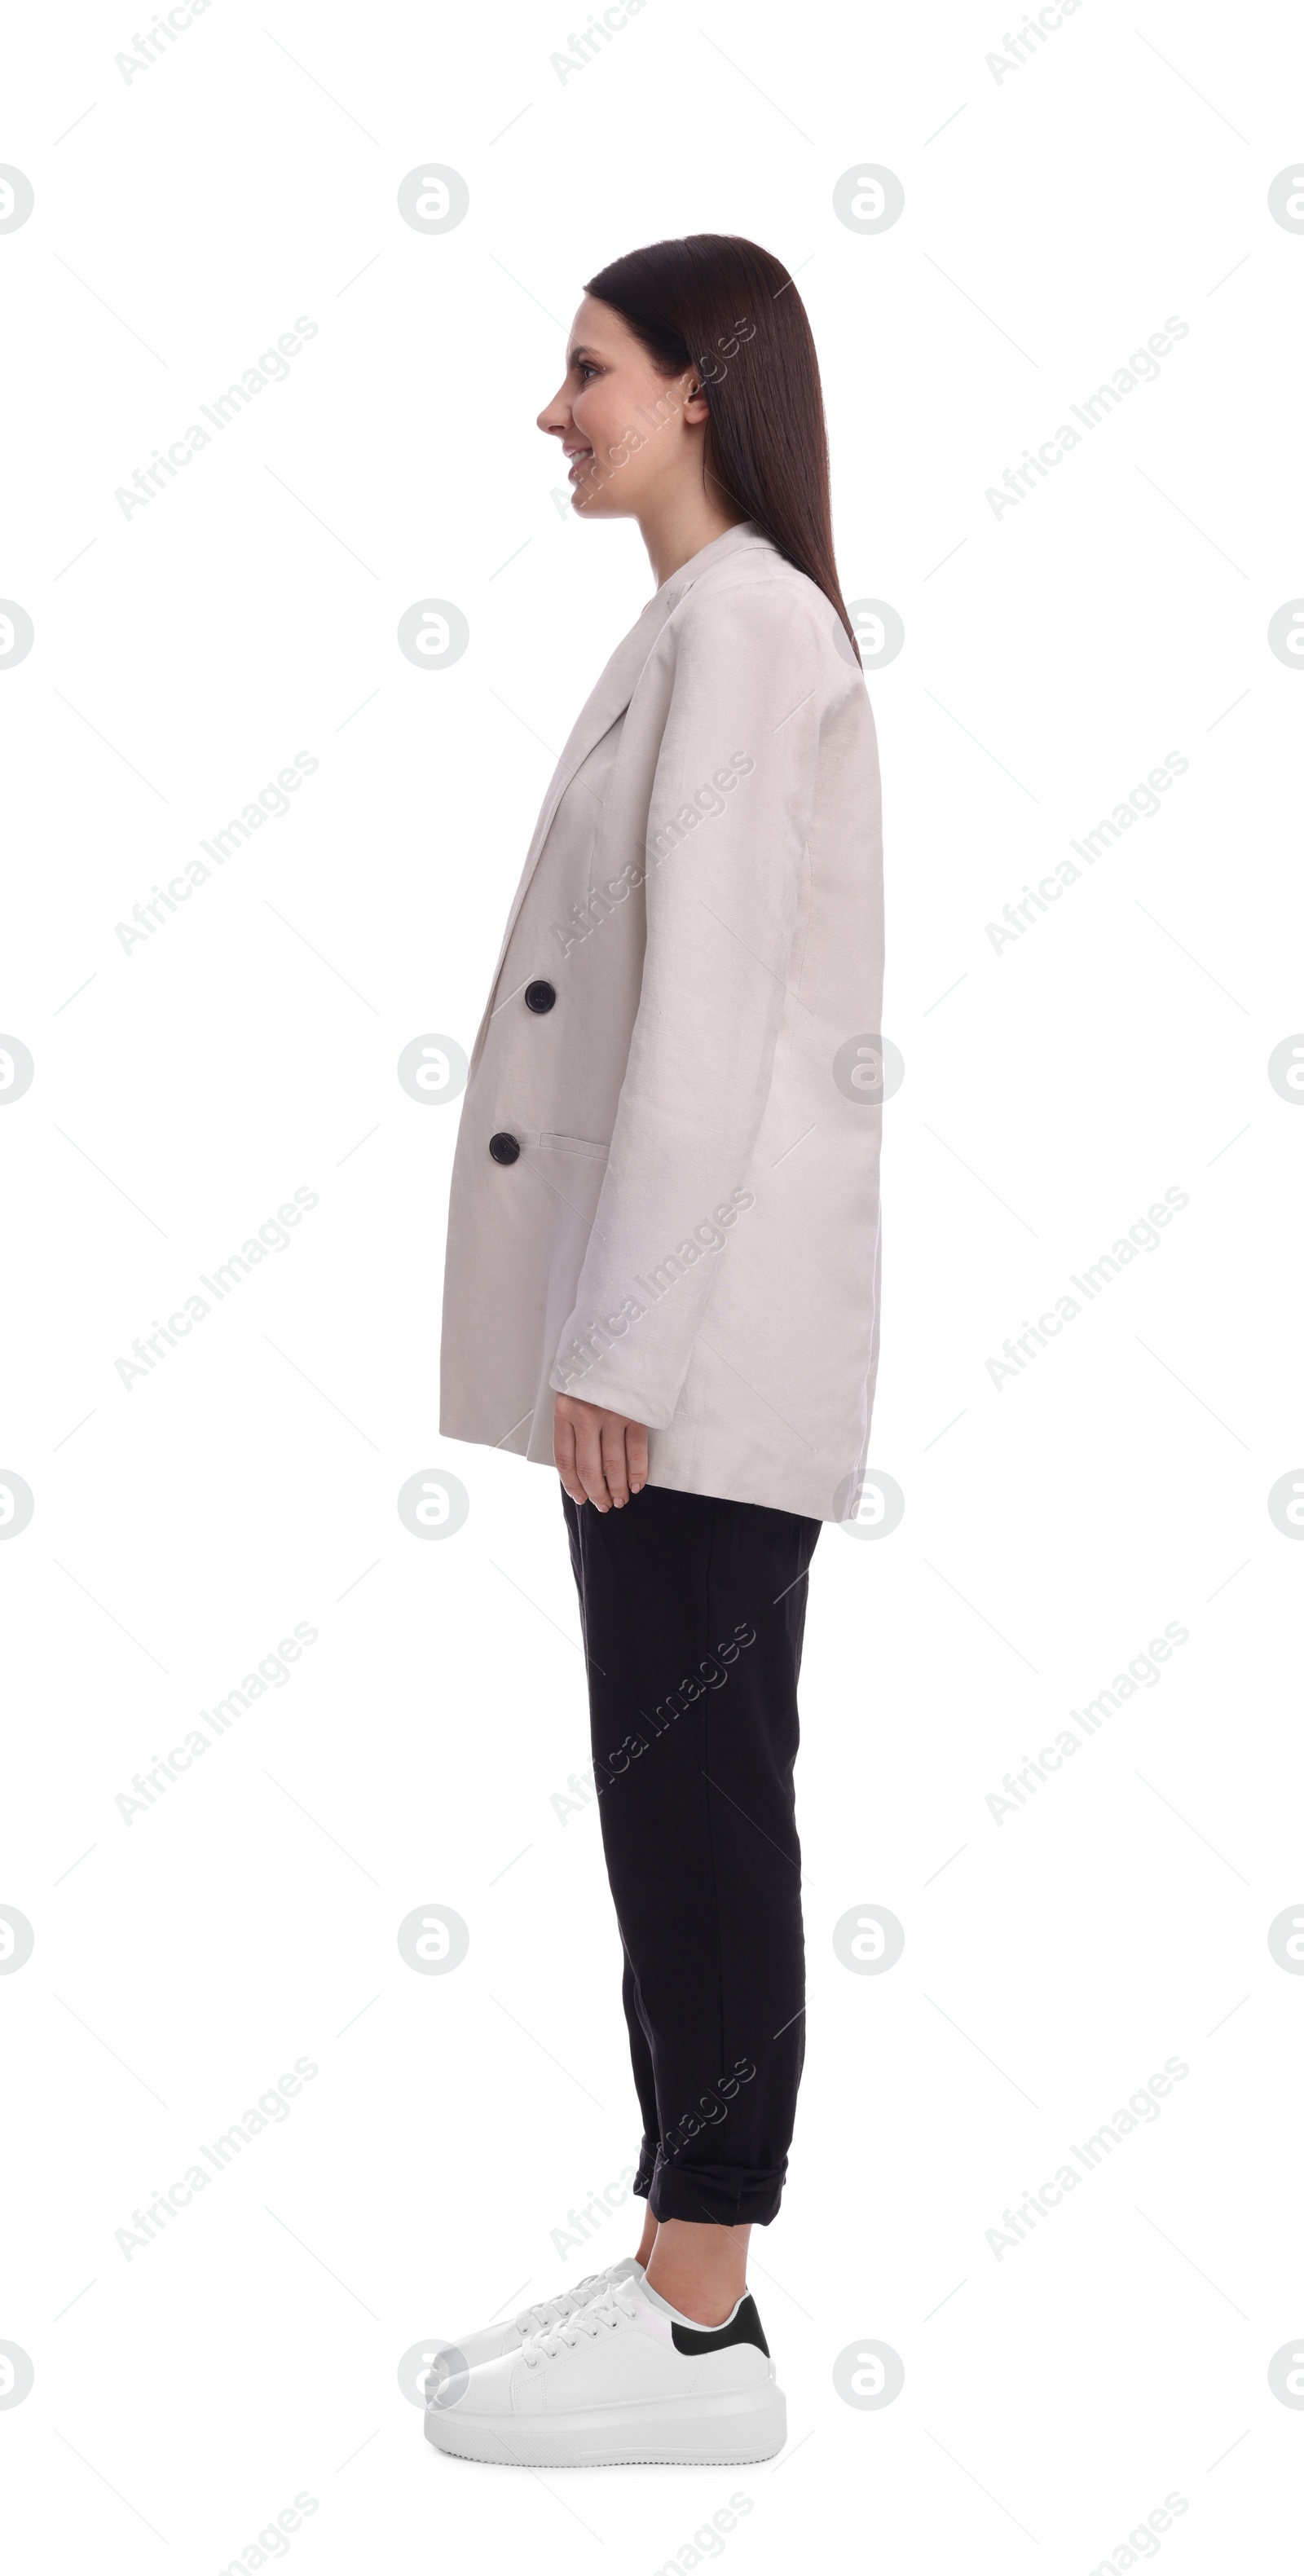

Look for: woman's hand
[553,1394,649,1511]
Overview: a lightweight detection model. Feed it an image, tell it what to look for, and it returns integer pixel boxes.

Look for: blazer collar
[469,524,774,1068]
[654,518,773,606]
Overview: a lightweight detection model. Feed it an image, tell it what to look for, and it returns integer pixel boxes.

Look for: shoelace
[523,2286,638,2367]
[512,2268,610,2336]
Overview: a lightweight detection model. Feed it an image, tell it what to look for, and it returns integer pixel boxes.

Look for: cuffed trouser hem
[647,2154,786,2230]
[631,2138,657,2200]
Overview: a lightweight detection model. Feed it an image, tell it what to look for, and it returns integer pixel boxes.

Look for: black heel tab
[671,2292,769,2358]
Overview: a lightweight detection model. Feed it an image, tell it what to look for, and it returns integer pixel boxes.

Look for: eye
[575,360,600,381]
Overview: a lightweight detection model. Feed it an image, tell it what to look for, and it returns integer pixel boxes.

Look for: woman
[431,234,884,2467]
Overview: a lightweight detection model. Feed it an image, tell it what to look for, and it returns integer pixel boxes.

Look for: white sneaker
[424,2270,785,2467]
[434,2256,645,2376]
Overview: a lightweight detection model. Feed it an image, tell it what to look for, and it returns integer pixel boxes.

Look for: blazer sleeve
[548,575,830,1428]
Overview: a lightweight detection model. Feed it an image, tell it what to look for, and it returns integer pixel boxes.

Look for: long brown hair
[584,233,856,650]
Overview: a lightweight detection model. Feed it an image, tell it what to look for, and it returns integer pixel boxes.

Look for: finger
[553,1405,585,1506]
[601,1419,630,1508]
[575,1413,614,1512]
[626,1422,650,1495]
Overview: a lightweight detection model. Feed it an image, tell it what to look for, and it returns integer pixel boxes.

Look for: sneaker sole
[424,2382,786,2468]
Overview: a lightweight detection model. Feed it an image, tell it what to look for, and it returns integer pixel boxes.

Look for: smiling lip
[566,446,594,480]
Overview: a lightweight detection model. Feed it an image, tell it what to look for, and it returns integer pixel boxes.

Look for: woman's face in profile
[537,293,706,519]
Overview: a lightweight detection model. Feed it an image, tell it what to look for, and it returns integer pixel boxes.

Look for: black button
[525,980,557,1014]
[488,1131,520,1165]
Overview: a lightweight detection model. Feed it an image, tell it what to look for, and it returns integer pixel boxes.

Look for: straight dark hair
[584,233,856,651]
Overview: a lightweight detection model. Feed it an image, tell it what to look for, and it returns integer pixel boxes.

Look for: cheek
[579,376,663,465]
[574,381,624,446]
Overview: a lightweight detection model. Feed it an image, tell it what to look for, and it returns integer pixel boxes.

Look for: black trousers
[562,1481,821,2228]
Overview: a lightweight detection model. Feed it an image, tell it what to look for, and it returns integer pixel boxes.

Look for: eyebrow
[566,344,601,367]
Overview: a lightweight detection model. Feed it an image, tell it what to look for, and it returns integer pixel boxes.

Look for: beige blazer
[438,522,884,1521]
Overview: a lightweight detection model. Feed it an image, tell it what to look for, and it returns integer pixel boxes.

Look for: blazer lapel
[465,595,672,1072]
[468,524,773,1071]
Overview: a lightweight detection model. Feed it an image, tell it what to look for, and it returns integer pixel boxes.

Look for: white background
[2,1,1302,2568]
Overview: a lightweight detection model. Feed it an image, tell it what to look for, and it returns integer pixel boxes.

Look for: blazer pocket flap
[536,1132,610,1159]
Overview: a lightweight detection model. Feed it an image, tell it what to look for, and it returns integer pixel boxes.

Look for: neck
[639,490,748,591]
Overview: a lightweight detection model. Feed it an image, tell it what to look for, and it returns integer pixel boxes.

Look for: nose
[537,384,571,438]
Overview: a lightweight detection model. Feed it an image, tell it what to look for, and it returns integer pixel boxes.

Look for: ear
[681,379,711,426]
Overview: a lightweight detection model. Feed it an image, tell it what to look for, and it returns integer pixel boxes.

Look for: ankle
[644,2255,745,2329]
[641,2214,751,2327]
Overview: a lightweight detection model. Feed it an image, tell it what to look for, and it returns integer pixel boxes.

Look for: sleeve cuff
[547,1358,676,1429]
